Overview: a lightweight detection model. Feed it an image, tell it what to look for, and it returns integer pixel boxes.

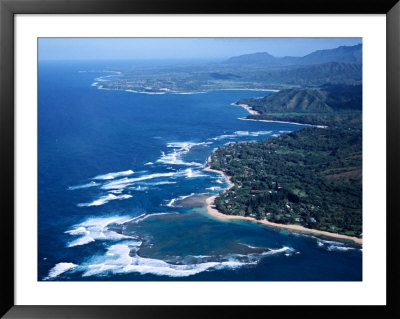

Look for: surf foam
[68,181,99,190]
[93,170,134,180]
[65,215,135,247]
[45,262,78,280]
[77,194,132,207]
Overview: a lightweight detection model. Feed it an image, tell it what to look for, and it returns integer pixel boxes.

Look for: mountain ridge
[226,43,362,66]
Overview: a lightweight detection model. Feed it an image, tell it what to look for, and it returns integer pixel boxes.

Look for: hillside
[238,88,333,113]
[237,84,362,128]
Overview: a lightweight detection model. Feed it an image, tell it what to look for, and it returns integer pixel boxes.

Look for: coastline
[203,156,362,245]
[236,103,260,115]
[234,103,328,129]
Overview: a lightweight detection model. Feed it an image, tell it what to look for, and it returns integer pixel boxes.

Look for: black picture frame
[1,0,399,318]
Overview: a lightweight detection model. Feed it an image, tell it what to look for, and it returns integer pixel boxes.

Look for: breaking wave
[165,193,196,207]
[65,215,135,247]
[44,262,78,280]
[210,130,272,141]
[311,236,358,252]
[50,241,295,279]
[93,170,134,180]
[101,172,176,190]
[77,194,132,207]
[156,142,207,167]
[68,181,99,190]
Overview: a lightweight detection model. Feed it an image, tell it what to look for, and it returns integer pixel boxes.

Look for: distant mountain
[226,52,281,65]
[298,44,362,65]
[225,44,362,66]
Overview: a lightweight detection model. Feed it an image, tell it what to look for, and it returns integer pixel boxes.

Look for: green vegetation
[211,82,363,237]
[239,84,362,129]
[238,85,361,114]
[210,127,362,237]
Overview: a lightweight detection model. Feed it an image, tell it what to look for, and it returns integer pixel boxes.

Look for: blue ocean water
[38,61,362,281]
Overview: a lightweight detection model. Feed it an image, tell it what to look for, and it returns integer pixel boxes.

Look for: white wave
[144,162,154,166]
[109,189,123,194]
[129,172,176,182]
[94,74,120,82]
[101,172,176,191]
[129,186,149,191]
[45,262,78,280]
[166,198,179,207]
[206,186,223,191]
[327,246,356,252]
[100,177,134,190]
[238,243,263,249]
[80,243,293,278]
[65,215,135,247]
[156,142,206,167]
[65,227,89,236]
[125,90,166,95]
[165,193,196,207]
[210,134,236,141]
[91,82,98,86]
[138,181,177,186]
[312,237,356,252]
[316,238,345,246]
[172,91,207,95]
[93,170,134,180]
[235,130,272,137]
[68,181,99,190]
[210,131,272,141]
[77,194,132,207]
[167,141,208,149]
[184,168,206,178]
[121,212,177,224]
[80,243,250,278]
[235,131,272,136]
[67,236,95,248]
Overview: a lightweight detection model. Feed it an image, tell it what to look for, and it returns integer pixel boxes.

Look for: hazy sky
[39,38,362,61]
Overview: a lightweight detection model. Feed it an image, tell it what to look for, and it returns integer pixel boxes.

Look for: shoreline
[235,103,260,116]
[233,103,328,129]
[203,155,362,245]
[96,84,280,95]
[238,115,328,129]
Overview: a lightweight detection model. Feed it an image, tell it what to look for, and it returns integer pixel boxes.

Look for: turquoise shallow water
[38,61,362,281]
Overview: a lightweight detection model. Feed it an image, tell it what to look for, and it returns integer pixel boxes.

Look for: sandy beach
[206,195,362,245]
[236,103,260,116]
[204,155,362,245]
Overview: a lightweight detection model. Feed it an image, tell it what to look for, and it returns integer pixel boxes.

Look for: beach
[236,103,260,115]
[204,160,362,245]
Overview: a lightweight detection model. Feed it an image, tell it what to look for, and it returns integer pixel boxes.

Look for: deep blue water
[38,61,362,281]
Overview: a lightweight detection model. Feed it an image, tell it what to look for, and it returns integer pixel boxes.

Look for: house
[309,217,317,223]
[227,205,232,209]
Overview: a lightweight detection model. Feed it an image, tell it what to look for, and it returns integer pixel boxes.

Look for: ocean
[38,60,362,281]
